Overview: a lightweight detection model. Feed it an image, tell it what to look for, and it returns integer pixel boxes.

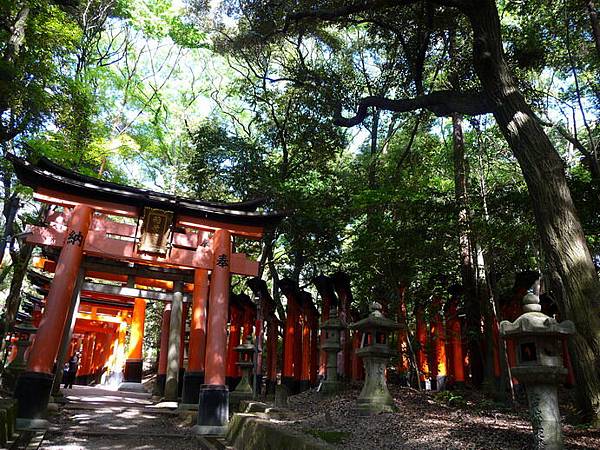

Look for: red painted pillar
[351,331,362,381]
[280,279,298,392]
[156,302,172,395]
[82,333,95,379]
[182,268,209,404]
[198,229,231,432]
[242,299,255,340]
[429,296,447,390]
[293,294,303,385]
[124,297,146,383]
[16,204,93,418]
[226,299,242,380]
[309,307,319,386]
[300,293,311,391]
[266,303,278,393]
[397,285,410,377]
[332,272,352,379]
[313,275,335,378]
[502,290,524,387]
[415,305,429,387]
[204,228,231,386]
[446,296,465,386]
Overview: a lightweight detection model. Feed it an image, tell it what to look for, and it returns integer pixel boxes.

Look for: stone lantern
[500,279,575,450]
[349,302,401,415]
[230,335,256,409]
[4,319,37,391]
[319,307,345,396]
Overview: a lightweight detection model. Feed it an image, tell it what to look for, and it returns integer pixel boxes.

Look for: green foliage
[305,429,349,444]
[434,390,467,408]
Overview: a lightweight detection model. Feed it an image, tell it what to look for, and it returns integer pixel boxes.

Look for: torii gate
[8,155,282,435]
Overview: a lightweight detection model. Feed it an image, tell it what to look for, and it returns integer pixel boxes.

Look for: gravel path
[281,385,600,450]
[40,385,199,450]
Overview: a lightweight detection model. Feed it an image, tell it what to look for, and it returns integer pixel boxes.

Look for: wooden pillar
[124,297,146,383]
[415,304,429,388]
[242,298,255,340]
[182,268,209,405]
[15,204,93,418]
[266,303,278,394]
[156,302,171,396]
[52,268,85,395]
[254,295,264,395]
[396,285,410,379]
[300,293,311,392]
[313,275,336,378]
[226,299,242,381]
[81,333,95,380]
[280,279,298,393]
[332,272,352,379]
[197,228,231,434]
[429,296,447,390]
[446,295,465,386]
[164,280,183,401]
[309,306,319,386]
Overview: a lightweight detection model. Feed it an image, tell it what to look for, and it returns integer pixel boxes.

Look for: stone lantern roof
[349,302,402,333]
[500,292,575,338]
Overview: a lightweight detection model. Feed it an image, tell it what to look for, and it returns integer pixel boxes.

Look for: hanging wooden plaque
[137,207,174,255]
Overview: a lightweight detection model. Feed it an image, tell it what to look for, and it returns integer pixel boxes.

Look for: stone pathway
[39,385,201,450]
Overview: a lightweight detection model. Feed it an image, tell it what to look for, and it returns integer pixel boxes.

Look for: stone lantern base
[318,379,341,397]
[353,351,395,415]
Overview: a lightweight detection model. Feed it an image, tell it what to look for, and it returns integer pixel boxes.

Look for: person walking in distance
[64,353,80,388]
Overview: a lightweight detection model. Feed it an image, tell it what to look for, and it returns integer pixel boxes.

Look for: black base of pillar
[178,368,185,398]
[14,372,54,419]
[265,379,277,396]
[124,359,143,383]
[181,371,204,404]
[282,376,299,395]
[225,376,241,392]
[197,384,229,430]
[298,379,311,393]
[435,376,447,391]
[155,374,166,397]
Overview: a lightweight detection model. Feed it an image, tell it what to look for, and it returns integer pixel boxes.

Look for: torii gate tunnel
[8,155,282,431]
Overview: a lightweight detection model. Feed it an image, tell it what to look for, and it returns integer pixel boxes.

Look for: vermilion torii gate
[8,155,281,434]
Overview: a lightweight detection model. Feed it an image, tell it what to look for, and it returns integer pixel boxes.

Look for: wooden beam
[27,225,259,276]
[178,214,264,239]
[35,188,139,218]
[81,282,192,302]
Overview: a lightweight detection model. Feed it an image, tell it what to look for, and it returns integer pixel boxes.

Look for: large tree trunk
[467,0,600,424]
[451,113,483,386]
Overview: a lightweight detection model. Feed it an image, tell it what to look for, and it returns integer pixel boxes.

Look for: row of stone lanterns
[316,283,575,450]
[319,302,400,415]
[227,279,575,449]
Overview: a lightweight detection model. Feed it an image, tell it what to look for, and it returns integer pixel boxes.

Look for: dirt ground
[39,383,600,449]
[281,385,600,450]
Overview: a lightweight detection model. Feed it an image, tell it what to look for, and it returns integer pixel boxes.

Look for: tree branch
[334,90,495,127]
[286,0,465,24]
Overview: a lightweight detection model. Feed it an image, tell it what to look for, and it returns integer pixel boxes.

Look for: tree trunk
[467,0,600,424]
[451,113,484,386]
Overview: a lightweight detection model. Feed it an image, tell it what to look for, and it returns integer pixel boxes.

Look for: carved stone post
[349,302,401,415]
[500,278,575,450]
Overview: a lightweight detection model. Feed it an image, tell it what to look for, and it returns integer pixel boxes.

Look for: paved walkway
[39,385,201,450]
